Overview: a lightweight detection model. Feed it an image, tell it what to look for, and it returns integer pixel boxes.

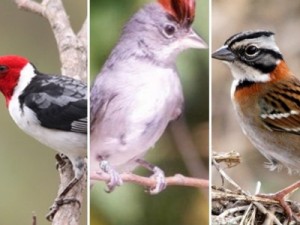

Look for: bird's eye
[245,45,259,57]
[163,24,176,38]
[0,65,8,74]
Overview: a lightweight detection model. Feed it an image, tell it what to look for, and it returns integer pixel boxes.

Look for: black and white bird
[91,0,207,193]
[0,55,87,213]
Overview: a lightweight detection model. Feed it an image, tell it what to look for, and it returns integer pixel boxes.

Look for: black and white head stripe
[225,30,275,48]
[224,30,283,74]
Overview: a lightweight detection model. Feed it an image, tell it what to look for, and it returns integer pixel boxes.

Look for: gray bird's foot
[46,197,81,221]
[149,166,166,194]
[136,159,166,194]
[54,155,84,198]
[100,160,123,192]
[55,153,69,170]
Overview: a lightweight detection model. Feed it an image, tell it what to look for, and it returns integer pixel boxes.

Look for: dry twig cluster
[212,151,300,225]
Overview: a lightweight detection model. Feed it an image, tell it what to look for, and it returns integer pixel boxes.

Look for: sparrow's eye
[163,24,176,38]
[0,65,8,74]
[245,45,259,57]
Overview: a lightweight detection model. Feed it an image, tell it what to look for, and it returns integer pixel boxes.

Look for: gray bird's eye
[163,24,176,38]
[245,45,259,57]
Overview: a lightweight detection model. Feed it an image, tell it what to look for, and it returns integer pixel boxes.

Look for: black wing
[19,73,87,134]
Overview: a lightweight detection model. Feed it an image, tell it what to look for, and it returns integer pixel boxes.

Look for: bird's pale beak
[212,46,236,62]
[183,29,208,49]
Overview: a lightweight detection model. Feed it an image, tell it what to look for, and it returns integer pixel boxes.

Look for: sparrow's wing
[259,77,300,135]
[19,73,87,134]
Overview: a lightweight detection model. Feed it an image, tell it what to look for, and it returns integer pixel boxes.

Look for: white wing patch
[261,110,299,119]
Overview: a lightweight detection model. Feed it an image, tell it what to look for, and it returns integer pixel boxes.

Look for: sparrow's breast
[232,82,300,173]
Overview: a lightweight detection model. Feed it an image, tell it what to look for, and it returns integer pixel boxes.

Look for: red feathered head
[158,0,196,25]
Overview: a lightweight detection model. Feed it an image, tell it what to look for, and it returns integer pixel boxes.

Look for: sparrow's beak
[182,29,208,49]
[212,46,236,62]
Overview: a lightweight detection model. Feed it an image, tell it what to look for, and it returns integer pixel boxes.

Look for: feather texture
[158,0,195,25]
[259,76,300,134]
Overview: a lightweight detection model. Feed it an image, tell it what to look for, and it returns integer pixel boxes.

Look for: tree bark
[14,1,87,224]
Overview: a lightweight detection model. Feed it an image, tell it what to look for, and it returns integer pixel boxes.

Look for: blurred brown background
[0,1,86,224]
[212,0,300,199]
[90,0,209,224]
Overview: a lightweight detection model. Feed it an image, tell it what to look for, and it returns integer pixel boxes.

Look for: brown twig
[212,151,241,168]
[91,171,209,190]
[212,157,247,195]
[211,186,299,225]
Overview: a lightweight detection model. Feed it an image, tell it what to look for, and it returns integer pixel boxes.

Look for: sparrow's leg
[99,160,123,192]
[46,154,85,221]
[257,180,300,221]
[136,158,166,194]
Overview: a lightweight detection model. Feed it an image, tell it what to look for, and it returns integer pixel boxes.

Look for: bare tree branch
[91,172,209,191]
[77,19,87,47]
[46,155,86,224]
[15,0,44,16]
[15,0,87,80]
[14,0,87,225]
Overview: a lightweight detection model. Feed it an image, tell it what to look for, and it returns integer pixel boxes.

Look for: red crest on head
[158,0,195,25]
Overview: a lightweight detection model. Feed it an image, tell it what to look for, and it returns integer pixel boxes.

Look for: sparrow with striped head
[91,0,207,193]
[212,30,300,220]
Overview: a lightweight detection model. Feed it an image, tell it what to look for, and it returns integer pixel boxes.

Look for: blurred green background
[212,0,300,203]
[90,0,209,225]
[0,1,86,224]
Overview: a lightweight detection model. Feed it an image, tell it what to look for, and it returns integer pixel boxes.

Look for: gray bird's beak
[182,29,208,49]
[212,46,236,62]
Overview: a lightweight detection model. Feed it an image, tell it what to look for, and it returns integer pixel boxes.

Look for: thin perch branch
[91,172,209,190]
